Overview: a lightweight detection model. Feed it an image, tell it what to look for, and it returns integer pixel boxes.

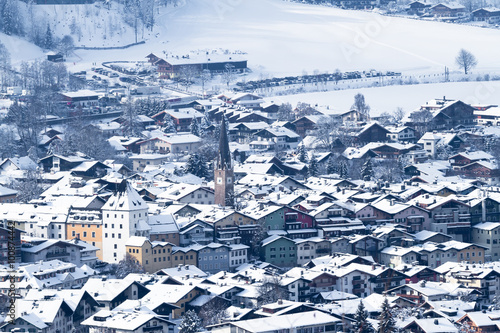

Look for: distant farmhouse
[147,52,248,79]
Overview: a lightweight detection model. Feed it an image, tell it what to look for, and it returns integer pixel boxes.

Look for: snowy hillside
[0,32,44,65]
[21,1,142,48]
[64,0,500,77]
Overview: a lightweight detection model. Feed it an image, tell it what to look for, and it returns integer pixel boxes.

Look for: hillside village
[1,0,500,332]
[3,75,500,332]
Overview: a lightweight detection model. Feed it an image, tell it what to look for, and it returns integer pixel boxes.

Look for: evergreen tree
[361,158,373,181]
[179,310,202,333]
[2,0,23,36]
[298,144,307,163]
[377,297,396,333]
[326,156,336,175]
[185,153,209,179]
[44,24,54,50]
[338,160,348,178]
[190,116,201,137]
[354,300,372,333]
[163,116,177,134]
[308,154,319,177]
[200,113,212,133]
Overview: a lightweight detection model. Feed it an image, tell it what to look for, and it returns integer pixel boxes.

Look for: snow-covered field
[5,0,500,107]
[264,80,500,116]
[67,0,500,77]
[0,33,45,66]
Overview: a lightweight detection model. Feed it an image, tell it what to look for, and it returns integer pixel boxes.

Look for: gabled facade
[260,235,297,267]
[101,180,149,263]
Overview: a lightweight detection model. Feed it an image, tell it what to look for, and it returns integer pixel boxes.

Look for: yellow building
[145,284,206,318]
[66,210,103,260]
[171,248,198,267]
[456,244,486,264]
[126,236,176,273]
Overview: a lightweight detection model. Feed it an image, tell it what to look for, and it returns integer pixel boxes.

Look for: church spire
[216,115,231,170]
[214,115,234,207]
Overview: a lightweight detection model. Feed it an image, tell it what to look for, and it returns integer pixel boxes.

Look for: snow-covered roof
[102,181,147,211]
[404,318,458,332]
[473,222,500,231]
[60,90,100,98]
[227,310,340,332]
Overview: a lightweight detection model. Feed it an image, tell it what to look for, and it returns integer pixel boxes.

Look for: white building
[102,181,149,263]
[229,244,249,270]
[472,222,500,261]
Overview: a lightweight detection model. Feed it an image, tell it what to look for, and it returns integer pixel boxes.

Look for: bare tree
[5,101,43,156]
[277,103,294,121]
[295,102,318,118]
[456,49,478,74]
[257,275,289,306]
[313,116,341,151]
[200,68,211,93]
[373,158,405,183]
[222,63,235,87]
[10,169,44,203]
[58,35,74,57]
[179,65,198,90]
[352,93,370,119]
[114,253,145,278]
[393,107,406,124]
[409,109,434,136]
[199,297,229,327]
[0,41,11,88]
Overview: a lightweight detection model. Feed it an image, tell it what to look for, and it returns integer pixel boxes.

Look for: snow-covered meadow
[264,80,500,116]
[73,0,500,75]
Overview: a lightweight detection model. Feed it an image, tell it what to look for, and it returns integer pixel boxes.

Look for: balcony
[143,325,164,332]
[46,251,70,258]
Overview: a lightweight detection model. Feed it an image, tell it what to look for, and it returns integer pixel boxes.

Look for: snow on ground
[0,33,45,65]
[68,0,500,77]
[21,1,140,48]
[264,80,500,116]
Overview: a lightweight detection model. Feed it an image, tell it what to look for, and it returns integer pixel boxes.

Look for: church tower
[214,117,234,206]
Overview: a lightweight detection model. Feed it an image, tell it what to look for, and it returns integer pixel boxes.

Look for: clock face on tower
[217,177,223,184]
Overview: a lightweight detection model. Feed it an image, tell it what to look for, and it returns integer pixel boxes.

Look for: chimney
[390,199,395,206]
[482,198,487,223]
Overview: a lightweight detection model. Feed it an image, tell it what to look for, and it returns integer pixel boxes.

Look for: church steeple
[216,116,231,170]
[214,116,234,206]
